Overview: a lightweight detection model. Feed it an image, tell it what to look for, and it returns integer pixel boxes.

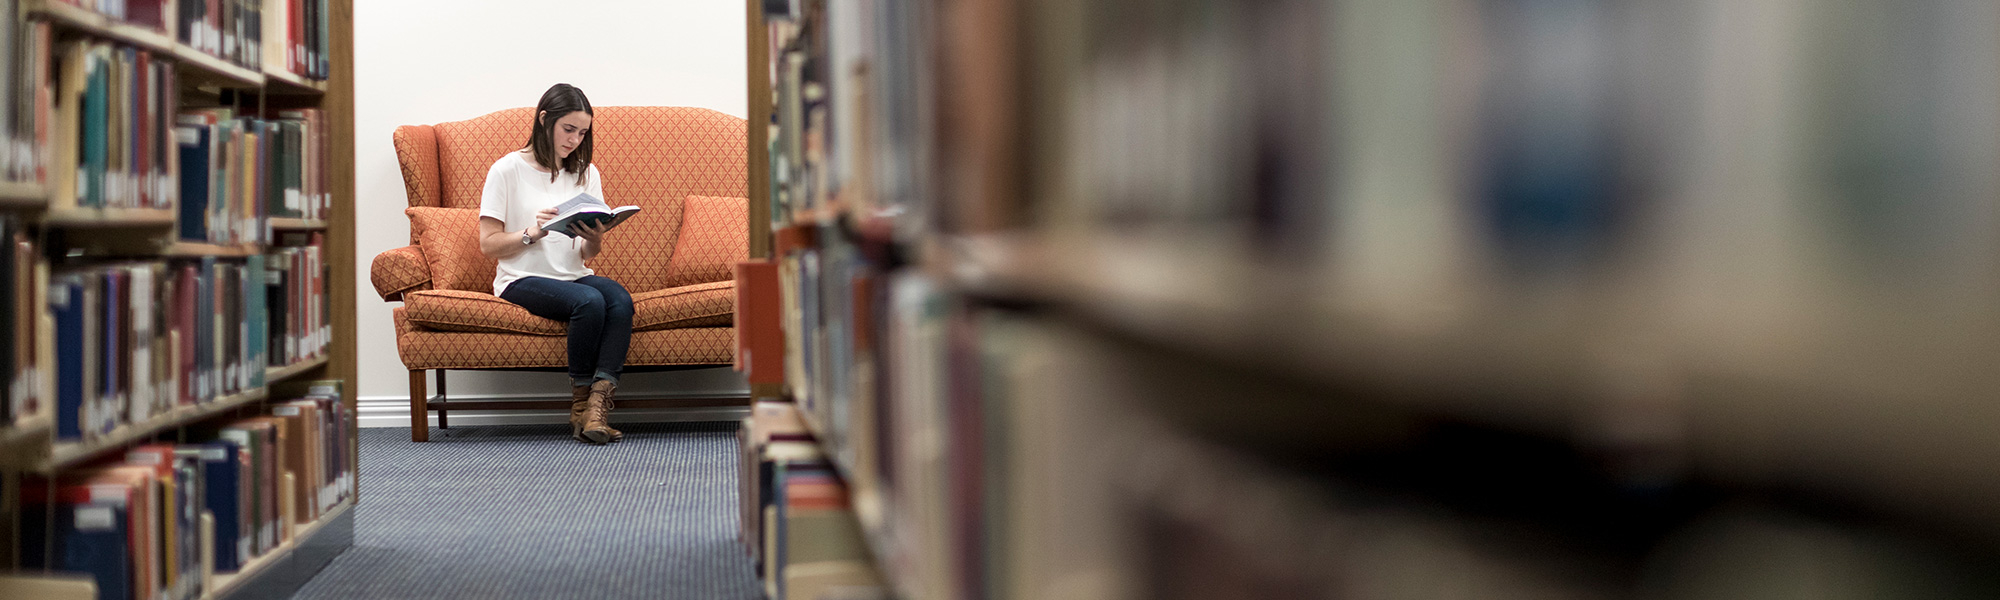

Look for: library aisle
[292,424,762,600]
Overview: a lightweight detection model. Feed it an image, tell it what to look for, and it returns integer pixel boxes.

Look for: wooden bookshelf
[0,181,46,206]
[268,217,328,231]
[41,206,178,227]
[0,1,359,596]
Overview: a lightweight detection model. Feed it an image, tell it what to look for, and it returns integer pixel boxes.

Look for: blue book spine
[200,440,245,571]
[177,125,209,241]
[26,498,132,600]
[50,277,84,440]
[62,503,132,600]
[100,270,119,434]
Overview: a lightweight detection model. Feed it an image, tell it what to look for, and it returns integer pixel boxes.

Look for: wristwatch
[521,229,538,245]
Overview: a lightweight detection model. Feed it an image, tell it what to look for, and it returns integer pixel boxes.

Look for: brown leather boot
[581,380,619,444]
[569,385,592,442]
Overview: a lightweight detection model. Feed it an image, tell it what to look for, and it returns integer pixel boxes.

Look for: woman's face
[549,111,593,159]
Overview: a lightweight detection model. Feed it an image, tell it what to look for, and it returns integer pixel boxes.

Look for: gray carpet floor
[291,422,764,600]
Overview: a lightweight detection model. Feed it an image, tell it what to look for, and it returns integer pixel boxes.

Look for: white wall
[354,0,751,416]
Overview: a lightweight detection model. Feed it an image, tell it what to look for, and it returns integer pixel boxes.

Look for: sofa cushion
[403,289,564,336]
[397,306,736,369]
[633,280,736,331]
[407,207,497,293]
[662,195,749,289]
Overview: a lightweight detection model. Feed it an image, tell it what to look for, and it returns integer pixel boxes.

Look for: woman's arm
[478,209,557,259]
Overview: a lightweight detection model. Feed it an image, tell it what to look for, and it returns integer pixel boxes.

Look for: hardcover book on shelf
[195,437,247,572]
[19,484,135,600]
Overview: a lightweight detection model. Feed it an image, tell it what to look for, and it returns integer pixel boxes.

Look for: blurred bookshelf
[0,0,358,598]
[267,217,328,231]
[742,0,2000,598]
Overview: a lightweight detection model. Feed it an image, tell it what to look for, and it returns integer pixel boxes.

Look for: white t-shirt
[479,150,604,296]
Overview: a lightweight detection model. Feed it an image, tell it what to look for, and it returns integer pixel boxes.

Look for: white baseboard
[358,391,749,428]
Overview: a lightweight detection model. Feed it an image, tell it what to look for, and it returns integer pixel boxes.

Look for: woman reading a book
[475,83,629,445]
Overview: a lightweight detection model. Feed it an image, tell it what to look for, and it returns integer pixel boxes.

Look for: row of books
[740,402,886,600]
[177,107,331,245]
[52,0,334,80]
[48,235,326,441]
[180,0,334,79]
[20,384,353,600]
[50,38,180,211]
[263,233,328,368]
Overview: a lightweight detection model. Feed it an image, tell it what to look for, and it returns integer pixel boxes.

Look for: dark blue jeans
[499,275,633,387]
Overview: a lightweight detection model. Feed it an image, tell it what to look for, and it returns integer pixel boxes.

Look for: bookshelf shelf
[172,45,266,88]
[0,181,47,206]
[161,241,263,257]
[41,206,178,227]
[268,217,328,231]
[262,68,327,95]
[37,387,271,473]
[0,414,52,465]
[267,355,330,384]
[22,357,331,471]
[204,498,353,600]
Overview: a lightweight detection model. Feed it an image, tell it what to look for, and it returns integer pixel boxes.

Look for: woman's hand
[573,219,610,244]
[529,207,559,240]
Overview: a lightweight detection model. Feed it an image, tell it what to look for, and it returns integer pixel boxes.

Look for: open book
[542,193,641,237]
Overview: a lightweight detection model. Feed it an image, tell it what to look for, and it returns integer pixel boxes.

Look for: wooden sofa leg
[410,370,429,442]
[436,370,449,430]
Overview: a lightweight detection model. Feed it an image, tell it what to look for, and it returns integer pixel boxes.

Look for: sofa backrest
[393,106,748,293]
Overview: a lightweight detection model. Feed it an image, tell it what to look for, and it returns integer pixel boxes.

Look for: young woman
[477,83,629,444]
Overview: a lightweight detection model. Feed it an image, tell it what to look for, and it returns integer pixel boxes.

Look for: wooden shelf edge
[161,242,261,257]
[267,218,327,231]
[171,46,264,88]
[266,356,330,384]
[0,414,54,466]
[41,207,177,228]
[38,387,270,473]
[0,181,48,205]
[203,498,353,600]
[261,69,327,94]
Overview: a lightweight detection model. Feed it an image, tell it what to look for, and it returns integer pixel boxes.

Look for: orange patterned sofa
[370,106,750,441]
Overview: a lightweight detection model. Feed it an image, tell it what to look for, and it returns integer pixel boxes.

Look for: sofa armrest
[372,245,433,302]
